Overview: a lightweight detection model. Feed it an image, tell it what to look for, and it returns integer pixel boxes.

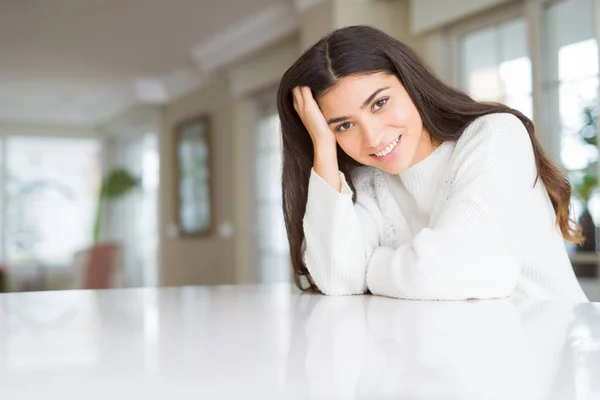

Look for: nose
[362,123,383,150]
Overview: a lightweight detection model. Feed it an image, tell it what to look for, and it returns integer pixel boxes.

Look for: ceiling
[0,0,289,127]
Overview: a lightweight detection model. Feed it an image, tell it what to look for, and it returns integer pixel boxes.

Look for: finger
[301,86,319,110]
[292,87,303,111]
[300,86,311,104]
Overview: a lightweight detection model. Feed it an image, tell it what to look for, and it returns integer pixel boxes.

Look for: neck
[398,139,455,214]
[409,128,439,168]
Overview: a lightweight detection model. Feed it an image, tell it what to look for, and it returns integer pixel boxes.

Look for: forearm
[303,169,371,295]
[366,192,520,300]
[313,143,341,193]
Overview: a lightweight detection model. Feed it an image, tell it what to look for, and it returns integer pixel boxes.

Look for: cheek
[336,134,363,158]
[406,103,423,131]
[391,105,423,140]
[382,101,412,129]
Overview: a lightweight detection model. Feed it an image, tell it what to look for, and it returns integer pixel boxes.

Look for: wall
[332,0,405,38]
[411,0,512,34]
[158,34,301,287]
[300,0,413,50]
[0,122,97,138]
[299,0,335,50]
[228,35,300,97]
[160,72,235,286]
[231,36,301,284]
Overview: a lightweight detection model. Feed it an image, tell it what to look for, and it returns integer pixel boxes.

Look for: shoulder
[457,112,531,153]
[452,112,536,181]
[472,112,530,139]
[453,113,533,165]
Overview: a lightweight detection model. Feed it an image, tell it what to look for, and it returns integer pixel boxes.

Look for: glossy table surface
[0,284,598,399]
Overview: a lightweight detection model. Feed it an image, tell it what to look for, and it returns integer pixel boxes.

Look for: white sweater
[302,113,588,302]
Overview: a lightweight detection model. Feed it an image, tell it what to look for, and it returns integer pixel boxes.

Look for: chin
[380,163,407,175]
[370,152,413,174]
[363,159,403,174]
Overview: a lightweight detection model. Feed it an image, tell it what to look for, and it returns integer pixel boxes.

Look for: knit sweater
[302,113,589,302]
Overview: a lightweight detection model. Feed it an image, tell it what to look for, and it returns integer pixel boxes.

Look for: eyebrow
[327,86,390,125]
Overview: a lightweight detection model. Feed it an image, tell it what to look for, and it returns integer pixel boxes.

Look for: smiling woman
[316,73,438,173]
[277,25,589,302]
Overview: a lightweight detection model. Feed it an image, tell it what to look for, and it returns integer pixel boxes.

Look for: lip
[370,135,401,163]
[370,135,401,156]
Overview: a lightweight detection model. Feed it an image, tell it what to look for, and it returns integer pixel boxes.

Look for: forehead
[318,72,401,113]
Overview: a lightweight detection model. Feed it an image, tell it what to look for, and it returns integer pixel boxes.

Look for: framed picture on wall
[174,114,212,236]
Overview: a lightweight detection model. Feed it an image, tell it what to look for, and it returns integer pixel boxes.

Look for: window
[454,0,600,282]
[459,16,533,119]
[541,0,599,225]
[3,136,101,269]
[105,133,159,287]
[255,104,290,283]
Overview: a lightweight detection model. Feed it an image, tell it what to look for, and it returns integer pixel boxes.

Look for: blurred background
[0,0,598,300]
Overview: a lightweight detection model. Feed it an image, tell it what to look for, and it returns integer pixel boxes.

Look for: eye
[335,121,354,132]
[372,97,389,112]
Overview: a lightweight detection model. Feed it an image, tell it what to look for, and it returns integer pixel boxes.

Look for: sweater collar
[398,140,456,211]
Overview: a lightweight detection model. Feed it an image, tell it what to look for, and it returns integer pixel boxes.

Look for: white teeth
[374,136,400,157]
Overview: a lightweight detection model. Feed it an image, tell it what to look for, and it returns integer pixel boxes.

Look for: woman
[277,25,588,301]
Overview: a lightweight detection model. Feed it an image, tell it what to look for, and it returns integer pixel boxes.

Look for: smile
[372,135,401,157]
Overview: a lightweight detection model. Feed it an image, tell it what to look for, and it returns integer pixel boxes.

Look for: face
[317,72,436,174]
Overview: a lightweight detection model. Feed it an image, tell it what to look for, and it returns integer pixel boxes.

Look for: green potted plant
[570,104,599,252]
[571,163,598,252]
[93,168,139,243]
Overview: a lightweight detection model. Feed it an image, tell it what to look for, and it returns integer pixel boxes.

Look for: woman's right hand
[292,86,337,151]
[292,86,342,192]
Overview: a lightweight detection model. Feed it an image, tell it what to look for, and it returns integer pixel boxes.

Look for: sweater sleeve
[302,168,381,295]
[367,114,533,300]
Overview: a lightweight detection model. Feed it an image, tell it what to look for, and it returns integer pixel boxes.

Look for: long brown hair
[277,25,582,293]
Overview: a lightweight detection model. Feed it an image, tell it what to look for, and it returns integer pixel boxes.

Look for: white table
[0,284,598,400]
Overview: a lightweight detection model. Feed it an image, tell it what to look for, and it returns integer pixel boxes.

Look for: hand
[292,86,341,192]
[292,86,337,150]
